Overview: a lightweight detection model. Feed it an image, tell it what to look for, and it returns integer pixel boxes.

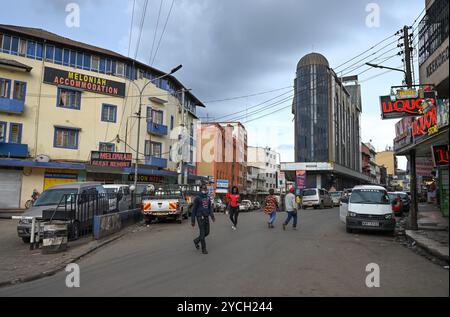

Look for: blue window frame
[11,37,19,55]
[99,142,116,152]
[54,127,79,149]
[63,49,70,66]
[145,141,162,158]
[0,121,7,143]
[27,40,37,58]
[57,87,81,110]
[2,35,11,52]
[70,50,76,67]
[54,47,63,64]
[13,81,26,101]
[170,115,174,130]
[76,52,83,68]
[83,53,91,70]
[45,44,54,61]
[99,58,106,73]
[0,78,11,98]
[8,123,22,144]
[36,43,43,60]
[101,104,117,123]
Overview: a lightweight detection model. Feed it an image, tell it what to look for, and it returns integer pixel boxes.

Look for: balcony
[0,98,25,114]
[0,143,28,158]
[145,156,168,169]
[147,122,168,136]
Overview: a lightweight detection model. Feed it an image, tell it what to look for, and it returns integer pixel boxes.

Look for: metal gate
[0,169,22,209]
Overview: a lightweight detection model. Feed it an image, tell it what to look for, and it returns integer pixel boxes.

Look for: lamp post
[130,65,183,190]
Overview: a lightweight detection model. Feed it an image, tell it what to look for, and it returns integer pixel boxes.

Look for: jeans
[194,216,210,251]
[284,211,298,227]
[229,206,239,226]
[268,211,277,225]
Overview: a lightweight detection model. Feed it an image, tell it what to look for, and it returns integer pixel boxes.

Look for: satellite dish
[35,155,51,163]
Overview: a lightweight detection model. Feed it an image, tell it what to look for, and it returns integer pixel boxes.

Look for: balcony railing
[147,122,168,136]
[0,143,28,158]
[145,156,168,169]
[0,98,25,114]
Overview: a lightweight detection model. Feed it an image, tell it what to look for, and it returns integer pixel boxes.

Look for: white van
[301,188,333,209]
[103,184,133,211]
[340,185,395,234]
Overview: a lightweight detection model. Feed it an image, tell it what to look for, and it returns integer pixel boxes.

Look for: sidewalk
[405,203,449,263]
[0,210,24,220]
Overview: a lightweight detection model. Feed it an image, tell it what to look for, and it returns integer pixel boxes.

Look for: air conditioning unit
[34,155,51,163]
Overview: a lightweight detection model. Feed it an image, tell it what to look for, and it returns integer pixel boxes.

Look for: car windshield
[34,189,78,207]
[350,189,390,205]
[105,188,118,194]
[330,192,341,198]
[303,190,317,196]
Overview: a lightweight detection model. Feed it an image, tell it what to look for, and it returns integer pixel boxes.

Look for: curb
[405,230,449,263]
[0,233,125,289]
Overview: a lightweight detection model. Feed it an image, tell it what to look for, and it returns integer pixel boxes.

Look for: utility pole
[403,25,419,230]
[178,88,186,185]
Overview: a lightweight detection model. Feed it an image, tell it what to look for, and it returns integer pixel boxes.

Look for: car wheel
[22,237,30,244]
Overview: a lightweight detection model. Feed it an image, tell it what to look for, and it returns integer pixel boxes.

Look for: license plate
[362,221,379,227]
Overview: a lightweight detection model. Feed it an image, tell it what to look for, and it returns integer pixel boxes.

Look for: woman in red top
[227,186,240,230]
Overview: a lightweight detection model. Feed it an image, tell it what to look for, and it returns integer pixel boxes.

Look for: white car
[240,200,253,212]
[340,185,395,234]
[103,185,133,212]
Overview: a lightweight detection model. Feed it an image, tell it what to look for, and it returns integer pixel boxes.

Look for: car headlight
[385,213,395,220]
[348,212,357,217]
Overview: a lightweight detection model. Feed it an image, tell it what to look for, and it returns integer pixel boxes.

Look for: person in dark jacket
[191,184,215,254]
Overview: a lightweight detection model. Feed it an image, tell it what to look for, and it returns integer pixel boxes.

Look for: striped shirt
[264,195,278,214]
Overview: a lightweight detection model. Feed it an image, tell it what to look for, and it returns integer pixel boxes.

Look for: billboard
[296,171,306,189]
[91,151,133,168]
[380,91,437,120]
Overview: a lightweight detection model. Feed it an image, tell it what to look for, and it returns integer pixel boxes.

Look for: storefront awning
[0,159,85,170]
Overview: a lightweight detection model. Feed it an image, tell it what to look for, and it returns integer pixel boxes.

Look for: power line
[203,86,293,104]
[134,0,150,60]
[151,0,175,66]
[149,0,164,65]
[127,0,137,58]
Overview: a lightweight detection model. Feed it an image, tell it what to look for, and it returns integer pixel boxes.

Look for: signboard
[437,99,449,129]
[44,67,126,97]
[394,117,414,151]
[395,88,419,100]
[412,106,438,139]
[432,145,449,167]
[216,179,229,189]
[416,157,435,177]
[296,170,306,189]
[128,174,165,183]
[91,151,132,168]
[380,91,436,119]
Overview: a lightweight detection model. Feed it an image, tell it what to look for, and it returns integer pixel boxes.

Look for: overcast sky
[1,0,426,168]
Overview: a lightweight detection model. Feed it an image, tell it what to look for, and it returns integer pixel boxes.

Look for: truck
[141,186,189,224]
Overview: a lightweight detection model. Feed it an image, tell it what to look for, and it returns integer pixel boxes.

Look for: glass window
[11,37,19,55]
[76,52,83,68]
[0,79,11,98]
[99,143,115,152]
[9,123,22,144]
[83,53,91,70]
[45,45,54,61]
[116,62,125,76]
[170,115,174,130]
[13,81,26,101]
[54,47,63,64]
[91,56,100,71]
[70,50,76,67]
[36,43,43,60]
[57,88,81,110]
[350,189,390,205]
[99,58,106,73]
[152,110,163,125]
[146,142,162,157]
[2,35,11,52]
[63,49,70,66]
[106,59,113,74]
[34,189,78,207]
[0,34,3,51]
[101,104,117,123]
[0,122,6,143]
[54,128,79,149]
[18,39,27,56]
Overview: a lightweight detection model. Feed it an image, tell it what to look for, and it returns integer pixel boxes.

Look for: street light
[365,63,406,74]
[130,65,183,190]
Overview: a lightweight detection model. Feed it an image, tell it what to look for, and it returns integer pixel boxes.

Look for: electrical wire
[149,0,164,65]
[151,0,175,66]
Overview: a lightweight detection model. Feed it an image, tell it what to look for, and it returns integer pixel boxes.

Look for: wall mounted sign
[412,106,438,138]
[432,145,449,167]
[91,151,132,168]
[44,67,126,97]
[128,174,165,183]
[380,91,437,119]
[296,170,306,189]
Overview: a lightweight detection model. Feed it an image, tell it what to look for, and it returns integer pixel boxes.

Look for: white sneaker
[232,226,236,230]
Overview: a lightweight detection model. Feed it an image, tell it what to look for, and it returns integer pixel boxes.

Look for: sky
[0,0,426,169]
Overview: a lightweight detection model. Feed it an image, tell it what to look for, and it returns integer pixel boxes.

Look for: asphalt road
[0,208,448,297]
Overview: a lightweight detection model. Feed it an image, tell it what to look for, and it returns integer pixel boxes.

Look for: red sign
[91,151,133,168]
[412,107,438,138]
[432,145,449,167]
[380,92,436,119]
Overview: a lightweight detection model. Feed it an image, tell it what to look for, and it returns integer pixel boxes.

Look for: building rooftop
[297,52,330,69]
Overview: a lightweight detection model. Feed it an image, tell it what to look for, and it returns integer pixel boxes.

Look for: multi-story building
[376,149,398,183]
[196,122,247,195]
[0,24,204,209]
[247,165,266,200]
[248,146,281,193]
[283,53,370,190]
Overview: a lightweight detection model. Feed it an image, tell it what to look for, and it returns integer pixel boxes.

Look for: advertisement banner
[296,170,306,189]
[394,117,414,151]
[216,179,229,189]
[416,157,435,177]
[432,145,449,167]
[437,99,449,129]
[91,151,133,168]
[380,91,437,120]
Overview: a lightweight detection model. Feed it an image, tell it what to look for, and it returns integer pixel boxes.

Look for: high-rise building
[282,53,370,190]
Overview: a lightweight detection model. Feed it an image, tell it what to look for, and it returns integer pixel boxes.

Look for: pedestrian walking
[192,184,216,255]
[264,189,279,229]
[226,186,240,230]
[283,187,299,230]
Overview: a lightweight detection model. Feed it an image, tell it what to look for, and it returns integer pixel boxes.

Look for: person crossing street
[192,184,216,255]
[283,187,299,230]
[264,189,279,229]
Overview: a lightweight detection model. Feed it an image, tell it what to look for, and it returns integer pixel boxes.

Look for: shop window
[101,104,117,123]
[9,123,22,144]
[54,127,79,149]
[57,88,81,110]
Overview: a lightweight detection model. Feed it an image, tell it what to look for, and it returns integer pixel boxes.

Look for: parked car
[17,182,109,243]
[388,192,411,216]
[329,191,343,207]
[103,184,133,211]
[301,188,333,209]
[340,185,395,234]
[253,201,261,210]
[213,198,226,213]
[141,186,189,224]
[239,200,252,212]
